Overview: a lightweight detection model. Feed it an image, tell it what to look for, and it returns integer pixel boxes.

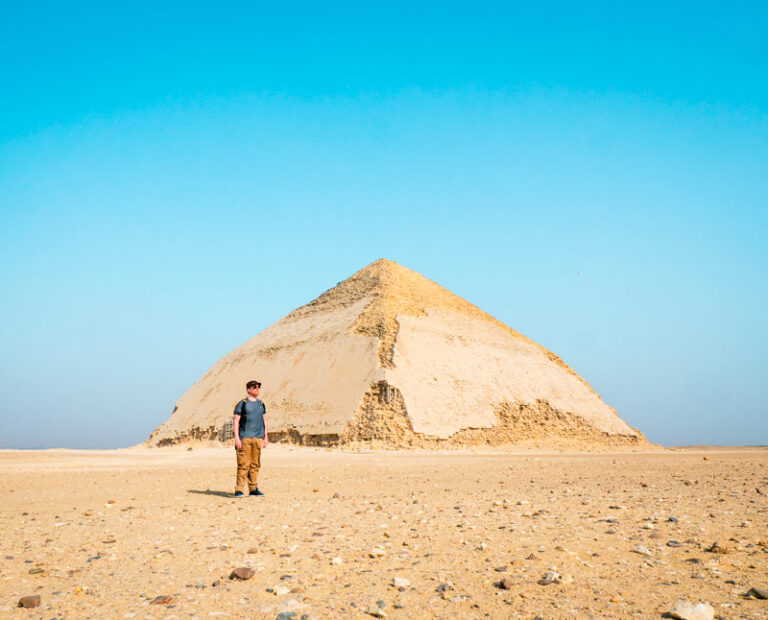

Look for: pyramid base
[273,383,647,449]
[146,383,646,449]
[148,424,219,447]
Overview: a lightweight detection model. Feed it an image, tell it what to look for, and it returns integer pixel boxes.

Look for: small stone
[369,547,386,558]
[392,577,410,588]
[247,548,258,554]
[537,571,562,585]
[526,553,538,561]
[668,599,714,620]
[642,522,654,530]
[274,585,290,596]
[28,568,44,574]
[17,595,41,608]
[667,540,683,548]
[366,604,387,617]
[747,587,768,599]
[668,516,679,523]
[632,545,652,557]
[494,565,507,572]
[332,492,341,498]
[331,556,342,565]
[705,542,729,554]
[496,578,513,590]
[230,567,255,580]
[149,595,174,605]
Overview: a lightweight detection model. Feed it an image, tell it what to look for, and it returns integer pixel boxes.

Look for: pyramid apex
[358,258,403,274]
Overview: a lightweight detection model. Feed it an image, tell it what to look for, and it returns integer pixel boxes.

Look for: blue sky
[1,2,766,448]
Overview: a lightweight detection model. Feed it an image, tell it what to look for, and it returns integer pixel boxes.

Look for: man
[233,380,268,497]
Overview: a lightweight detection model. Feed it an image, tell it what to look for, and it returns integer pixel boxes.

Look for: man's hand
[262,437,268,449]
[233,414,241,450]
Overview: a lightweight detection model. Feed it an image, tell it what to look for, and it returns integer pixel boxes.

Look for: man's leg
[248,437,262,492]
[235,440,251,494]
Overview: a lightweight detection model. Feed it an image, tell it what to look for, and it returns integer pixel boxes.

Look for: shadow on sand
[187,489,234,498]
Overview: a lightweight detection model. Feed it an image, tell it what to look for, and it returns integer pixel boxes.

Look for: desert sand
[2,445,767,619]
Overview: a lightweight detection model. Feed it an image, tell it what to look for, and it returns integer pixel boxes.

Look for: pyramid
[147,259,643,447]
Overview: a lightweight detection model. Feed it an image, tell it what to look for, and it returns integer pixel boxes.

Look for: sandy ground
[1,445,767,619]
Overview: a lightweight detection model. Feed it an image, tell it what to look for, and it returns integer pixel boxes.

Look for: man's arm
[233,414,242,450]
[263,414,268,448]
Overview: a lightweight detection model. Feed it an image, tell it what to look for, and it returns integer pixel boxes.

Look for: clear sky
[1,1,766,448]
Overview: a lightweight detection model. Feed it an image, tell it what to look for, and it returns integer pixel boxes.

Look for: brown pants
[235,437,263,493]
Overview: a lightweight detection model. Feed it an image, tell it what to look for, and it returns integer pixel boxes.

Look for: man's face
[247,385,260,398]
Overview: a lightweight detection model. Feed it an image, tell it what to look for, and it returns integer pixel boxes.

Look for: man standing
[233,380,268,497]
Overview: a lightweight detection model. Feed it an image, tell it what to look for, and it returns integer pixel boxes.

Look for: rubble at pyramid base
[148,381,645,449]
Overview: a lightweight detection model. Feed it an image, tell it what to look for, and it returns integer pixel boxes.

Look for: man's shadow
[187,489,233,498]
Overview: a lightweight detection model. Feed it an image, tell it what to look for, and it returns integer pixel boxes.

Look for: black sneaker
[249,488,264,497]
[233,491,244,498]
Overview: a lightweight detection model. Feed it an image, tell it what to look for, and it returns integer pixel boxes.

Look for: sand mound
[148,259,643,447]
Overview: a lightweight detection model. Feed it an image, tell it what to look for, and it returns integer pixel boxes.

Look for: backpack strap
[237,399,247,432]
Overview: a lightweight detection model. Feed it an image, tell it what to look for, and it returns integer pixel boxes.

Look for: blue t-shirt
[234,398,266,438]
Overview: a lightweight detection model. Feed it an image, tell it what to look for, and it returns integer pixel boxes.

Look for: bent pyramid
[148,259,643,447]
